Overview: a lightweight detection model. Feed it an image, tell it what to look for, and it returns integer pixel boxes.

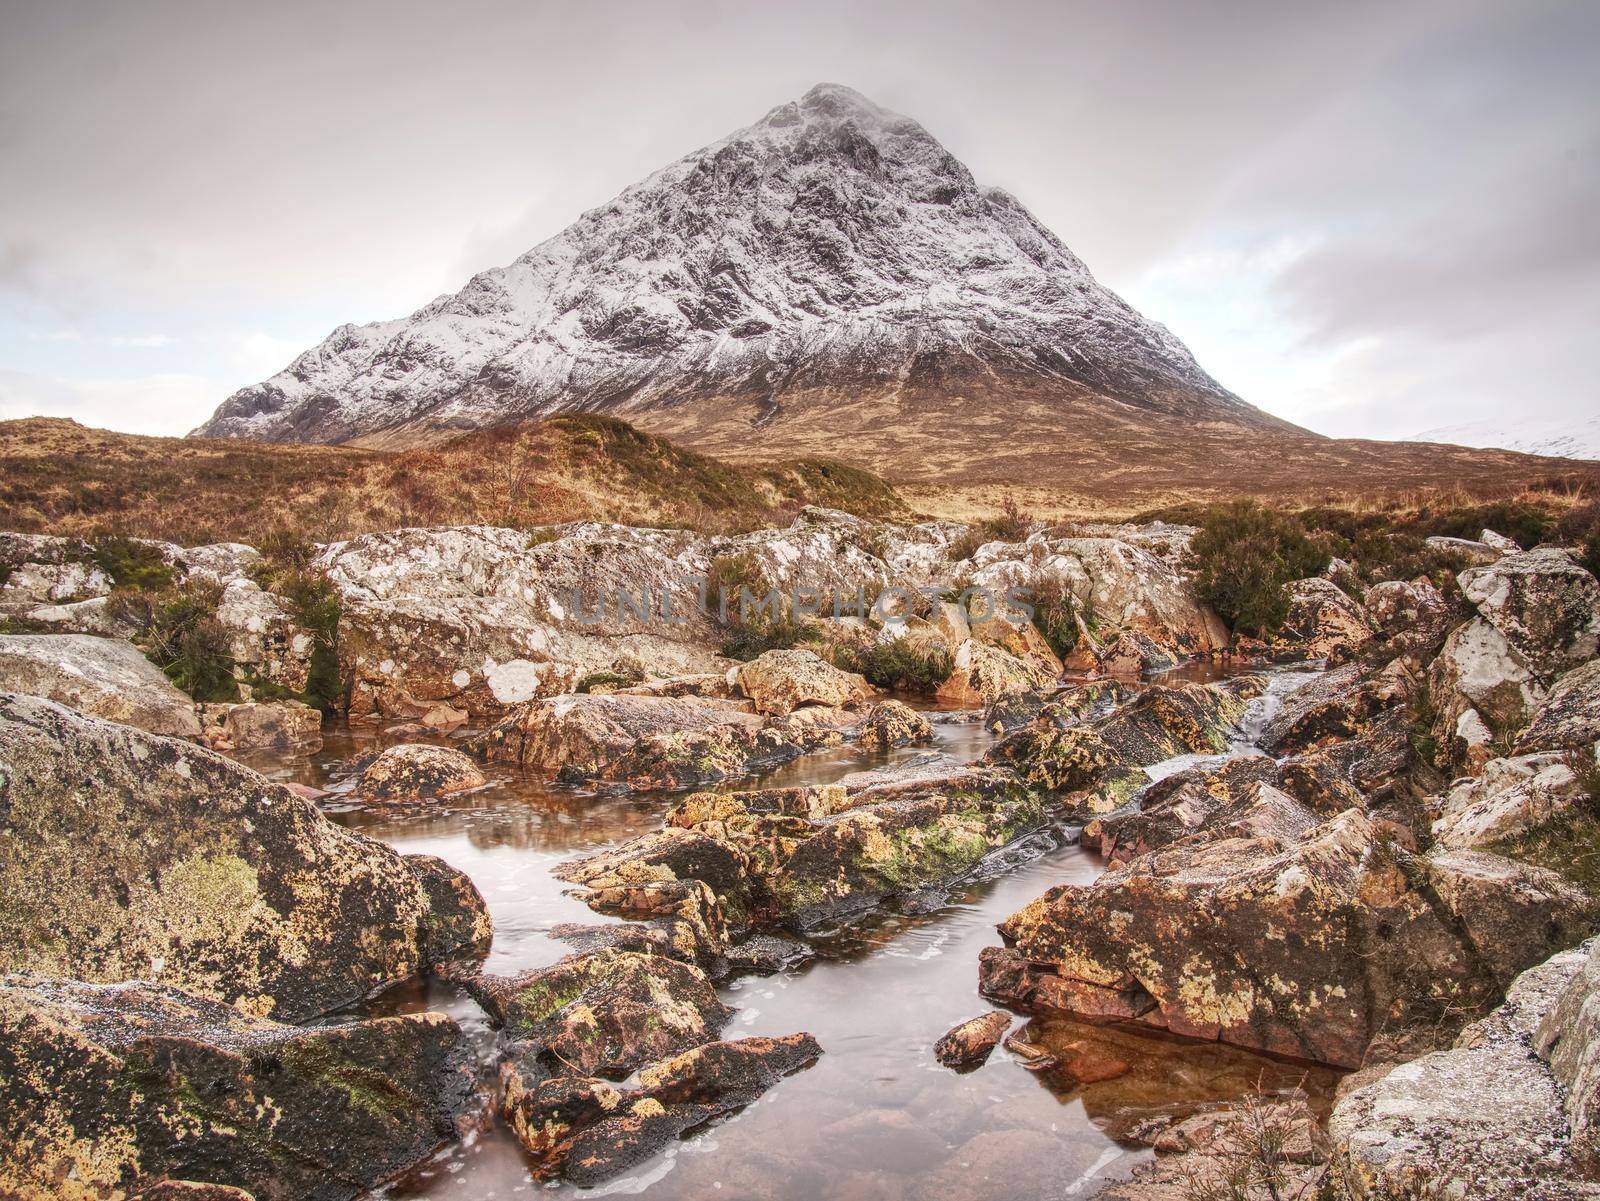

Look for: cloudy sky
[1,0,1595,440]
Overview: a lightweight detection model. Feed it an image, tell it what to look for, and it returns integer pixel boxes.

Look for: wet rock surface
[933,1010,1011,1070]
[732,648,875,716]
[0,976,472,1201]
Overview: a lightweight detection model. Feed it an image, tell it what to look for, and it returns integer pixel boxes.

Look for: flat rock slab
[0,632,200,737]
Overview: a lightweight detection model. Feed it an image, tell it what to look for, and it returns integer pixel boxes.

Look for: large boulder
[0,694,488,1020]
[1460,548,1600,678]
[0,976,472,1201]
[355,743,487,802]
[1273,577,1373,662]
[1429,617,1547,745]
[935,638,1054,706]
[0,633,200,738]
[1330,942,1600,1199]
[987,809,1595,1068]
[466,948,732,1080]
[1519,659,1600,754]
[200,700,322,754]
[730,648,874,716]
[1432,752,1584,850]
[857,699,933,748]
[0,534,111,607]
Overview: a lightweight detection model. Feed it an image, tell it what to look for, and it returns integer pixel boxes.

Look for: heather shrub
[1188,500,1327,635]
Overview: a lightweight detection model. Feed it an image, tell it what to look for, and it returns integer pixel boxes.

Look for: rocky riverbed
[3,511,1600,1199]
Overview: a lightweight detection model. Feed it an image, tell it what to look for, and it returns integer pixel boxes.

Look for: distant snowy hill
[1410,414,1600,462]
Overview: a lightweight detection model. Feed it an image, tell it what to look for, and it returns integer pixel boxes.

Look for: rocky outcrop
[1460,547,1600,678]
[965,533,1226,673]
[987,808,1595,1068]
[355,743,487,802]
[1331,942,1600,1199]
[1273,577,1372,662]
[1519,659,1600,753]
[857,699,932,748]
[0,633,200,737]
[0,976,472,1201]
[1429,617,1547,741]
[498,1032,822,1186]
[730,648,874,716]
[933,1011,1011,1070]
[468,690,844,789]
[0,534,111,606]
[984,678,1258,819]
[0,694,489,1020]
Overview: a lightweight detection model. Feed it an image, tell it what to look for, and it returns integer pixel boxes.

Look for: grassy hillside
[0,415,906,546]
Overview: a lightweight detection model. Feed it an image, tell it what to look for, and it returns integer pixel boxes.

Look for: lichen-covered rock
[990,809,1595,1068]
[1258,661,1399,754]
[0,633,200,737]
[1430,617,1547,741]
[1364,577,1452,643]
[0,534,111,605]
[468,691,838,789]
[1331,943,1598,1199]
[967,613,1063,679]
[933,1011,1011,1070]
[985,679,1256,818]
[355,743,487,802]
[1081,759,1288,866]
[1460,547,1600,678]
[499,1033,821,1187]
[1433,752,1584,850]
[0,976,472,1201]
[731,648,875,716]
[1519,659,1600,754]
[406,852,494,967]
[856,699,932,748]
[966,533,1226,668]
[201,700,322,753]
[935,638,1055,706]
[1537,941,1600,1168]
[1273,577,1372,663]
[0,693,483,1020]
[466,948,732,1079]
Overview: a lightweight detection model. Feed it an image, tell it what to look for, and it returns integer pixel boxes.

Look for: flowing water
[250,675,1338,1201]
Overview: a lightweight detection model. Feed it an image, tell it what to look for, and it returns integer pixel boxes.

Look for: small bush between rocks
[251,532,345,712]
[948,496,1035,561]
[835,638,954,694]
[1030,576,1082,658]
[1555,501,1600,578]
[110,578,239,703]
[90,534,175,591]
[1188,501,1328,636]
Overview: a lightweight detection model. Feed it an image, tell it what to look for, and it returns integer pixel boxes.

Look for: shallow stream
[250,673,1338,1201]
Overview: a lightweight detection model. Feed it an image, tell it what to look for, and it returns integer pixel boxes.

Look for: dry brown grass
[0,415,906,546]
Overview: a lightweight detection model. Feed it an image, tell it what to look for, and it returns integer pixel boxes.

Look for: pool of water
[247,680,1339,1201]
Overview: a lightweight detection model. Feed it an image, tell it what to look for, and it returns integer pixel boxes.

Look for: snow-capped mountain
[195,84,1298,475]
[1410,414,1600,462]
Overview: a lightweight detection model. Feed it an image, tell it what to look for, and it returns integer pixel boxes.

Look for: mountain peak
[194,85,1295,477]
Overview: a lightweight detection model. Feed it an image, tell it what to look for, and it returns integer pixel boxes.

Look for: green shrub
[706,552,772,624]
[835,638,954,693]
[111,578,239,702]
[1188,500,1328,636]
[90,534,175,591]
[248,533,345,713]
[1030,576,1082,658]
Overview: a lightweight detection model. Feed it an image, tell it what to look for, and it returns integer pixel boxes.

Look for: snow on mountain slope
[1410,414,1600,461]
[195,83,1285,455]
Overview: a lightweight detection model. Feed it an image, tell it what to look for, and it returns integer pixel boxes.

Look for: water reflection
[248,684,1338,1200]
